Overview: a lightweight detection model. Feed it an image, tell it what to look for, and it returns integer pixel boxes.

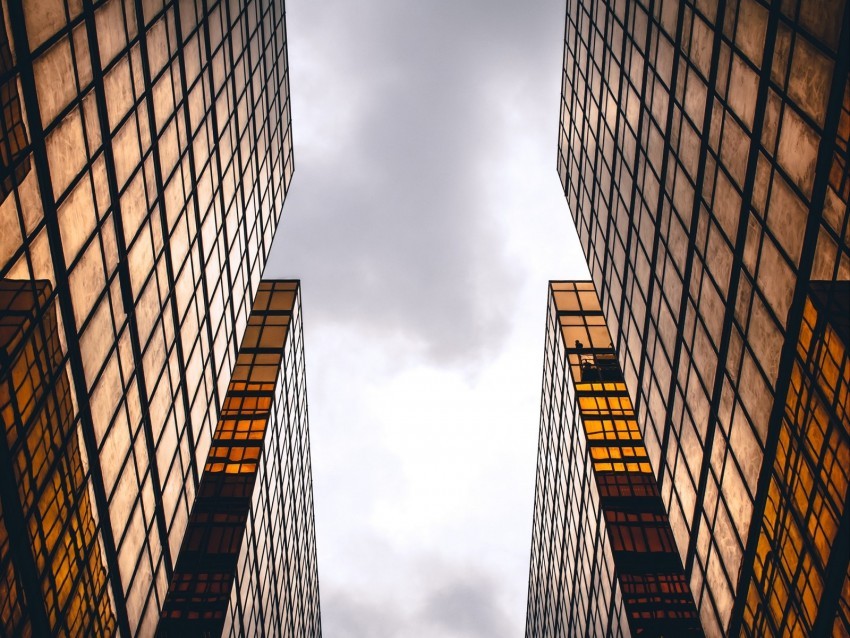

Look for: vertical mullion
[168,0,225,441]
[78,0,175,578]
[130,0,201,492]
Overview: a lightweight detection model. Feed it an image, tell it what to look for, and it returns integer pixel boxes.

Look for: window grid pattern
[527,283,629,637]
[224,281,321,638]
[558,0,850,632]
[159,281,321,637]
[0,0,292,631]
[741,285,850,636]
[0,280,114,636]
[0,6,30,202]
[560,282,701,634]
[835,566,850,636]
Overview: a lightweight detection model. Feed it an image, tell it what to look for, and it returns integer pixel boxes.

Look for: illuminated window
[0,280,114,635]
[0,9,29,204]
[159,281,319,636]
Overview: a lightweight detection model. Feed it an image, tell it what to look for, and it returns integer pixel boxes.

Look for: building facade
[159,281,320,638]
[0,279,117,636]
[738,281,849,637]
[556,0,849,634]
[527,281,702,637]
[0,0,319,635]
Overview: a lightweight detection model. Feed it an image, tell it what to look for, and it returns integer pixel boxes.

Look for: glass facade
[557,0,849,634]
[0,279,115,636]
[526,281,700,637]
[740,282,849,637]
[0,0,308,635]
[159,281,321,637]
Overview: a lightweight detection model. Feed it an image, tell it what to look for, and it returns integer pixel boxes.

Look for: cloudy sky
[264,0,589,634]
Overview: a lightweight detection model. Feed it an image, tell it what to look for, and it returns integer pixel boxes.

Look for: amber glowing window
[0,9,29,203]
[744,283,850,637]
[583,418,642,441]
[0,281,114,635]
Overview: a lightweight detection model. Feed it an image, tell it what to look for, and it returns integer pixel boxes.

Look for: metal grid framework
[527,281,629,638]
[159,281,321,638]
[558,0,850,632]
[0,0,294,632]
[527,281,701,636]
[0,279,115,636]
[740,282,850,637]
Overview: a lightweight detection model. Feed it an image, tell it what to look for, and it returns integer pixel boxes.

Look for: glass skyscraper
[159,281,320,637]
[538,0,850,634]
[0,0,320,635]
[527,281,702,637]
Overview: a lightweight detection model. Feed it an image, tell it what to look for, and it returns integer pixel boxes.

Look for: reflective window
[558,0,850,631]
[0,280,114,635]
[0,0,295,630]
[159,281,321,637]
[527,282,700,636]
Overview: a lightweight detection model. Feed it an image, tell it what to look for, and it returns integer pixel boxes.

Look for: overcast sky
[264,1,589,634]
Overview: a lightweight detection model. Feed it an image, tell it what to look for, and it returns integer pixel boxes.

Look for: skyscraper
[548,0,850,634]
[159,280,320,637]
[527,281,702,637]
[0,0,320,635]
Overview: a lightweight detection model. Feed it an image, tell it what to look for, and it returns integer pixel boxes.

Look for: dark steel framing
[0,0,294,632]
[558,0,850,632]
[5,4,134,630]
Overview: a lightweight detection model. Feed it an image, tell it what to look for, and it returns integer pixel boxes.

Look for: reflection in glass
[526,282,702,636]
[0,280,115,635]
[743,282,850,636]
[557,0,850,630]
[158,281,321,637]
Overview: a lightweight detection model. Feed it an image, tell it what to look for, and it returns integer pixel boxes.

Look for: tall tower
[0,0,320,635]
[158,281,320,637]
[552,0,850,634]
[527,281,702,637]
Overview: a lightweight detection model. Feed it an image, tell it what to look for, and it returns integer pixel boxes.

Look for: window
[0,12,29,203]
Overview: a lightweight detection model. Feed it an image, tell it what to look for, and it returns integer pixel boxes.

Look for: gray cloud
[419,572,515,638]
[267,0,567,368]
[320,590,405,638]
[321,555,515,638]
[264,0,582,634]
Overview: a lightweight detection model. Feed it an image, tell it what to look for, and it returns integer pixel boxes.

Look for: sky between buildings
[265,1,590,634]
